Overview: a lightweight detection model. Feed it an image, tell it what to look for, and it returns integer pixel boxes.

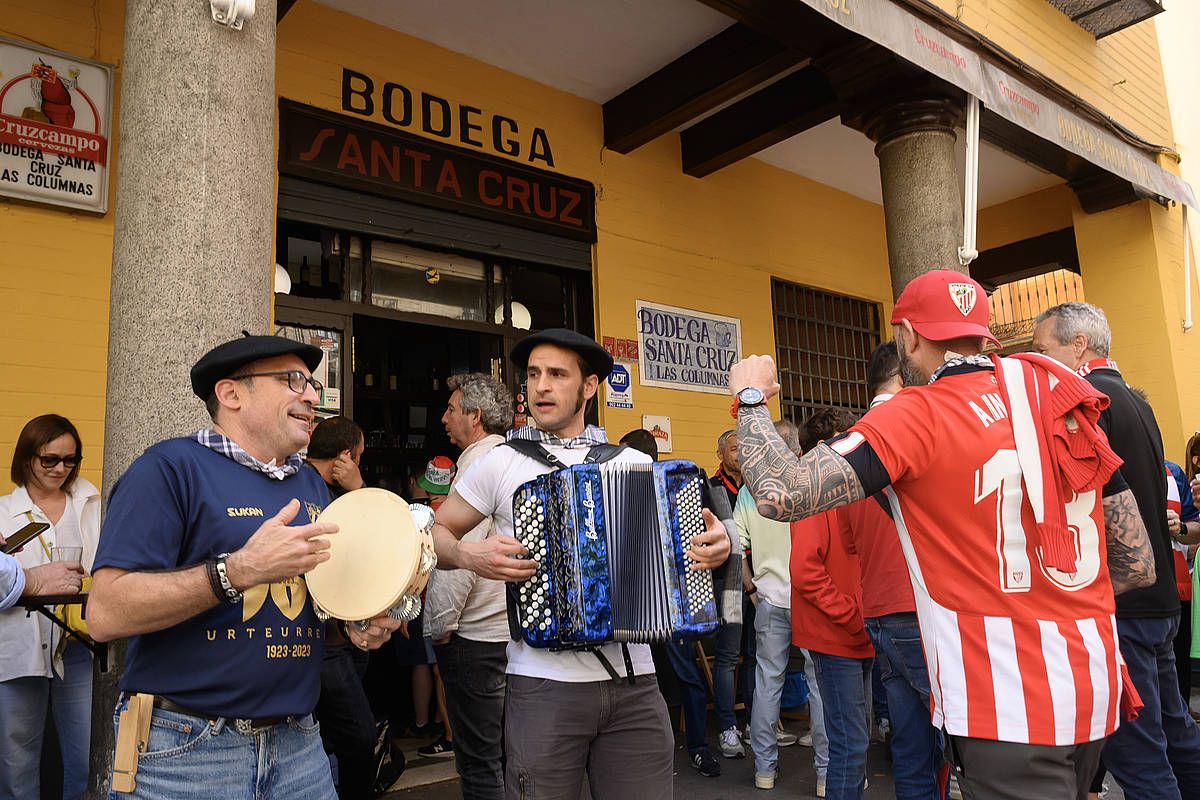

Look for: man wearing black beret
[431,328,740,798]
[87,333,400,799]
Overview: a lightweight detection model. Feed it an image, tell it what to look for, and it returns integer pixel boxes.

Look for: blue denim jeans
[666,637,710,754]
[0,640,92,800]
[1103,614,1200,800]
[865,613,946,800]
[801,650,829,781]
[107,699,337,799]
[749,599,791,775]
[811,651,871,800]
[713,616,744,731]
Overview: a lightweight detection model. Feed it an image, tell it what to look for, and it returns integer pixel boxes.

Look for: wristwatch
[730,386,767,419]
[208,553,243,604]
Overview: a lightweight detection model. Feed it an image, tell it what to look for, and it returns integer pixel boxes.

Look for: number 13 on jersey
[974,449,1102,593]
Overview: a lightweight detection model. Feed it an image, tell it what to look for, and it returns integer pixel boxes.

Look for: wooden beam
[970,228,1079,286]
[603,24,808,154]
[680,67,839,178]
[695,0,840,51]
[278,0,300,23]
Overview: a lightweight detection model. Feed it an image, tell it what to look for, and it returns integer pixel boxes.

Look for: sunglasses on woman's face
[37,455,80,469]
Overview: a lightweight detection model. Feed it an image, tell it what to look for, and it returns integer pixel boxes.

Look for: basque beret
[190,332,324,399]
[509,328,613,378]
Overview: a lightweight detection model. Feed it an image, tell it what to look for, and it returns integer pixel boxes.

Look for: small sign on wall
[605,362,634,409]
[643,415,672,454]
[0,39,113,213]
[636,300,740,395]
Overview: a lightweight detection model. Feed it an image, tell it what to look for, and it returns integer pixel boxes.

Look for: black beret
[509,328,614,378]
[190,333,324,399]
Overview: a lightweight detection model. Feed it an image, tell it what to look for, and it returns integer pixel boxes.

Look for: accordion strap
[592,644,636,685]
[500,439,628,469]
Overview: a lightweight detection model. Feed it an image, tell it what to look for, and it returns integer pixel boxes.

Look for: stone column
[88,1,277,795]
[864,96,964,297]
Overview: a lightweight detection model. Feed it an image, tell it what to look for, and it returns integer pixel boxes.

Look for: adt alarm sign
[605,362,633,409]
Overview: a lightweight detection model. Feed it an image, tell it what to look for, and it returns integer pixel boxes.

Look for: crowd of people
[1,271,1199,800]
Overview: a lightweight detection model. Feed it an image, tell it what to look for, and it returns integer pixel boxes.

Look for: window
[370,241,498,322]
[771,279,881,425]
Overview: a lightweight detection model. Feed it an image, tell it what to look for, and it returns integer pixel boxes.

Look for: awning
[797,0,1196,208]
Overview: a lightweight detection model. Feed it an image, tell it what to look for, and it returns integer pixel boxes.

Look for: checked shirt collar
[506,423,608,449]
[192,428,303,480]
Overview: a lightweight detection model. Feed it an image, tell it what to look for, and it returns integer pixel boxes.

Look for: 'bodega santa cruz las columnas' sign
[637,301,741,395]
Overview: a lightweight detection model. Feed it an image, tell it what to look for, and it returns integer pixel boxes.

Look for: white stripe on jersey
[829,431,865,456]
[985,616,1030,743]
[1038,619,1077,746]
[1077,617,1112,741]
[886,488,955,733]
[999,358,1046,521]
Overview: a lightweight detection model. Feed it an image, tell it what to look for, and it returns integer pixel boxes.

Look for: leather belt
[152,696,290,734]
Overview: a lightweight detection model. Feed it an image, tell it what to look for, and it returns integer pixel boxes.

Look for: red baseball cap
[890,269,999,345]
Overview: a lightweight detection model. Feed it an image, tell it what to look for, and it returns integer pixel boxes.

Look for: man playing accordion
[430,328,737,800]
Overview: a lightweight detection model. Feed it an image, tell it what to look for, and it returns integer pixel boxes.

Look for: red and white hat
[890,269,999,345]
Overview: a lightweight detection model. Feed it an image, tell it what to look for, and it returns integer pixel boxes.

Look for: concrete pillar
[88,1,277,795]
[864,97,964,297]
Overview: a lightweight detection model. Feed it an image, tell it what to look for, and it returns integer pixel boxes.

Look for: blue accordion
[509,460,719,650]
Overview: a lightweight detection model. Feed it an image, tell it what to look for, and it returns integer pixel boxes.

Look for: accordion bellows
[510,460,719,649]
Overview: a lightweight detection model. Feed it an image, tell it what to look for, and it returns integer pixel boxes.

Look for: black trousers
[316,644,377,800]
[949,735,1105,800]
[435,635,508,800]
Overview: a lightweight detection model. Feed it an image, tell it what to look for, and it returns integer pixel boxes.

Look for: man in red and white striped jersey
[728,270,1156,800]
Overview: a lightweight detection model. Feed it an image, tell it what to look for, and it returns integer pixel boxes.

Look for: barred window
[771,279,882,425]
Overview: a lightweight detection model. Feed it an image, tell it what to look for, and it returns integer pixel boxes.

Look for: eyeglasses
[230,370,323,395]
[37,455,80,469]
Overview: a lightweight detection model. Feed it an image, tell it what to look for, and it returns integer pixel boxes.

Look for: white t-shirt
[451,440,657,682]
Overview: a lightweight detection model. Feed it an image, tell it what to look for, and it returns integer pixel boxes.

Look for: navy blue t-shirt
[94,438,331,717]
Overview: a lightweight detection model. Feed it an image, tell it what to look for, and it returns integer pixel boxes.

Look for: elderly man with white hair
[1033,301,1200,799]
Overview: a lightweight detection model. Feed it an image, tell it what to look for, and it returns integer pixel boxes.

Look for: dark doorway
[352,315,504,495]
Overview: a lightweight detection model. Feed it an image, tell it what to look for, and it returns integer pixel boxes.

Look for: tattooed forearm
[1102,489,1157,595]
[737,406,864,521]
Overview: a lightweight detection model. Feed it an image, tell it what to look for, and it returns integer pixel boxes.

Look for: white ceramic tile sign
[0,39,113,213]
[636,300,741,395]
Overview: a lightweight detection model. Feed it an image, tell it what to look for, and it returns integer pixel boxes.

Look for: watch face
[738,387,764,405]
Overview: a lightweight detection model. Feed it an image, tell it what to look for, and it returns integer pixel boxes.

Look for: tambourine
[305,488,436,629]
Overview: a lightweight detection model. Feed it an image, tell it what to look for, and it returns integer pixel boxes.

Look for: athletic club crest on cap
[948,283,977,317]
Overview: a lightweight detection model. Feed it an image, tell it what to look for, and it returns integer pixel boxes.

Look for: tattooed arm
[737,406,864,521]
[1102,488,1157,594]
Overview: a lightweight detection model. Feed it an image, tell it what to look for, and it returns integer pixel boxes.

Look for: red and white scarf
[991,353,1123,572]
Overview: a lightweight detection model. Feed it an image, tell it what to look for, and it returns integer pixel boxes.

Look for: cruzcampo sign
[636,300,741,394]
[0,39,113,213]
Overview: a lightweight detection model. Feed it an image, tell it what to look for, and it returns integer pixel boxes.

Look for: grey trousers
[949,735,1106,800]
[504,673,673,800]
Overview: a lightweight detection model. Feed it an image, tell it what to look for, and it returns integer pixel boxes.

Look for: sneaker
[754,770,777,790]
[690,749,721,777]
[417,737,454,758]
[776,723,797,747]
[815,778,826,798]
[797,731,813,747]
[719,726,745,758]
[871,718,891,743]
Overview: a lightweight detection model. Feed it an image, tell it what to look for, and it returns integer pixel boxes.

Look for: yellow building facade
[1,0,1197,491]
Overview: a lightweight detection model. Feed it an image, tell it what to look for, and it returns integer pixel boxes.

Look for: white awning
[798,0,1196,208]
